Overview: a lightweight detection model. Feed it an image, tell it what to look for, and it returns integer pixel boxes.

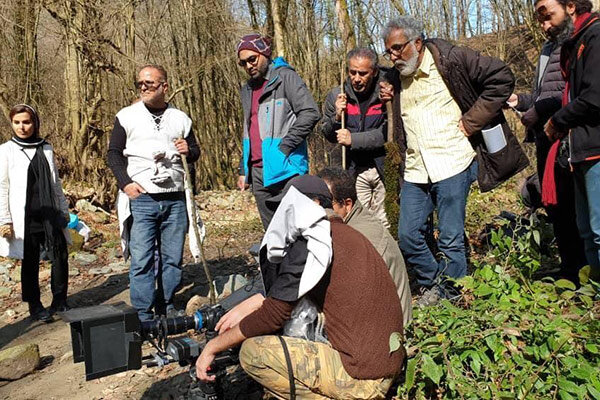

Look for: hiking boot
[416,286,442,307]
[29,302,53,323]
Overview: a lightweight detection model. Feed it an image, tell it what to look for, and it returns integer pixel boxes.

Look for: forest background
[3,0,599,207]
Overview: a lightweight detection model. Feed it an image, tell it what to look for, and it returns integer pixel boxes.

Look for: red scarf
[542,12,594,207]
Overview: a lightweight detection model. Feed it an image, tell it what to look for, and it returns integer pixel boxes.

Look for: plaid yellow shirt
[400,47,476,184]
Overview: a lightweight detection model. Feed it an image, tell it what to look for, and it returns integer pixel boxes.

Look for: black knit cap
[266,175,332,207]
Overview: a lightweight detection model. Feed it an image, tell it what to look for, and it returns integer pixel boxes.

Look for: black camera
[62,276,265,399]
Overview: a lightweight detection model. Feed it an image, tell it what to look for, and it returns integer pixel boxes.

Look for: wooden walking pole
[180,141,216,305]
[384,99,401,240]
[340,62,347,170]
[386,102,394,143]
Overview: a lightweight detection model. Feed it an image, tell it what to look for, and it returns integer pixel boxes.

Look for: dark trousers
[536,135,587,281]
[21,230,69,304]
[251,167,292,230]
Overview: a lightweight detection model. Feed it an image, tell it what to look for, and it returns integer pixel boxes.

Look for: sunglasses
[135,80,164,91]
[238,55,260,67]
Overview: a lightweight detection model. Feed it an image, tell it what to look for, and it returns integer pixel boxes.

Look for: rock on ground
[108,261,129,273]
[0,343,41,381]
[185,295,211,315]
[72,252,99,265]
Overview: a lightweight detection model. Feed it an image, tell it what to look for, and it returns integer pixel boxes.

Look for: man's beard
[249,60,269,82]
[547,16,573,43]
[394,44,420,77]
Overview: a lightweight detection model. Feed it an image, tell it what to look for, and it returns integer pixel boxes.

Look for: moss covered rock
[0,343,40,380]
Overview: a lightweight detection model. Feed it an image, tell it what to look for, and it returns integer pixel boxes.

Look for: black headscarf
[10,104,66,259]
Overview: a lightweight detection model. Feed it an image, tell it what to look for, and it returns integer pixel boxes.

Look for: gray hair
[346,47,378,70]
[382,17,425,42]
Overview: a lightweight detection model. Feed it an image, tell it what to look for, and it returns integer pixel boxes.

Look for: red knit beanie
[237,34,272,58]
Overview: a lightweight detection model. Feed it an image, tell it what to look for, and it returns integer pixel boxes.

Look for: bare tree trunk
[124,0,136,86]
[44,0,116,204]
[389,0,406,14]
[247,0,260,30]
[441,0,452,39]
[353,0,374,48]
[457,0,466,39]
[476,0,483,35]
[335,0,356,53]
[270,0,287,57]
[20,0,41,105]
[64,3,82,142]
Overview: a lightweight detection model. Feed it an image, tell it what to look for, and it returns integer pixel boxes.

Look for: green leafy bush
[399,224,600,399]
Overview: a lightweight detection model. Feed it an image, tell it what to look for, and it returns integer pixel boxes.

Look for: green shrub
[399,223,600,400]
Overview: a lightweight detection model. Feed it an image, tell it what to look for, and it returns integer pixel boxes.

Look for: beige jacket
[345,201,412,326]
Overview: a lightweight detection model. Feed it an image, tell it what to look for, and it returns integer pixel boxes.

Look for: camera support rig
[61,275,265,400]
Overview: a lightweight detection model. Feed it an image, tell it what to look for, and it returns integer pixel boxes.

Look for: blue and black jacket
[239,58,320,187]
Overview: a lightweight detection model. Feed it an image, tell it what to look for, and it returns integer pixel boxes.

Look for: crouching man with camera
[196,175,405,399]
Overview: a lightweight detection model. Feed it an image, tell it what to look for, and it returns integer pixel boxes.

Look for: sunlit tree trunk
[353,0,374,48]
[335,0,356,53]
[270,0,287,57]
[19,0,41,105]
[124,1,136,86]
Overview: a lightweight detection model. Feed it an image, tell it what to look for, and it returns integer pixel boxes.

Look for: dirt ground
[0,178,536,400]
[0,190,264,400]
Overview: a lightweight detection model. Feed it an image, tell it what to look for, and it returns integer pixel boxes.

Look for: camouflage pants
[239,335,394,399]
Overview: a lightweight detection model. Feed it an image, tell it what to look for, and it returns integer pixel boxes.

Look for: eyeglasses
[238,55,259,67]
[382,40,413,60]
[135,80,164,91]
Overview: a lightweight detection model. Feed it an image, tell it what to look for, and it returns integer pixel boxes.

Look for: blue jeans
[573,160,600,275]
[129,193,188,321]
[398,162,477,288]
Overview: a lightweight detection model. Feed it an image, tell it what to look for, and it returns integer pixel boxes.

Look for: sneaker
[29,302,53,323]
[49,299,71,315]
[416,286,442,307]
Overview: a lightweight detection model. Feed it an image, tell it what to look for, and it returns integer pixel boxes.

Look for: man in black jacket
[544,0,600,280]
[508,0,586,284]
[321,48,389,228]
[380,16,528,305]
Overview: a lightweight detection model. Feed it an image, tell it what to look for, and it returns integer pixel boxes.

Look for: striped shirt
[400,47,476,184]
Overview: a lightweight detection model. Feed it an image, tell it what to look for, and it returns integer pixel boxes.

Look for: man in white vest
[107,64,200,321]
